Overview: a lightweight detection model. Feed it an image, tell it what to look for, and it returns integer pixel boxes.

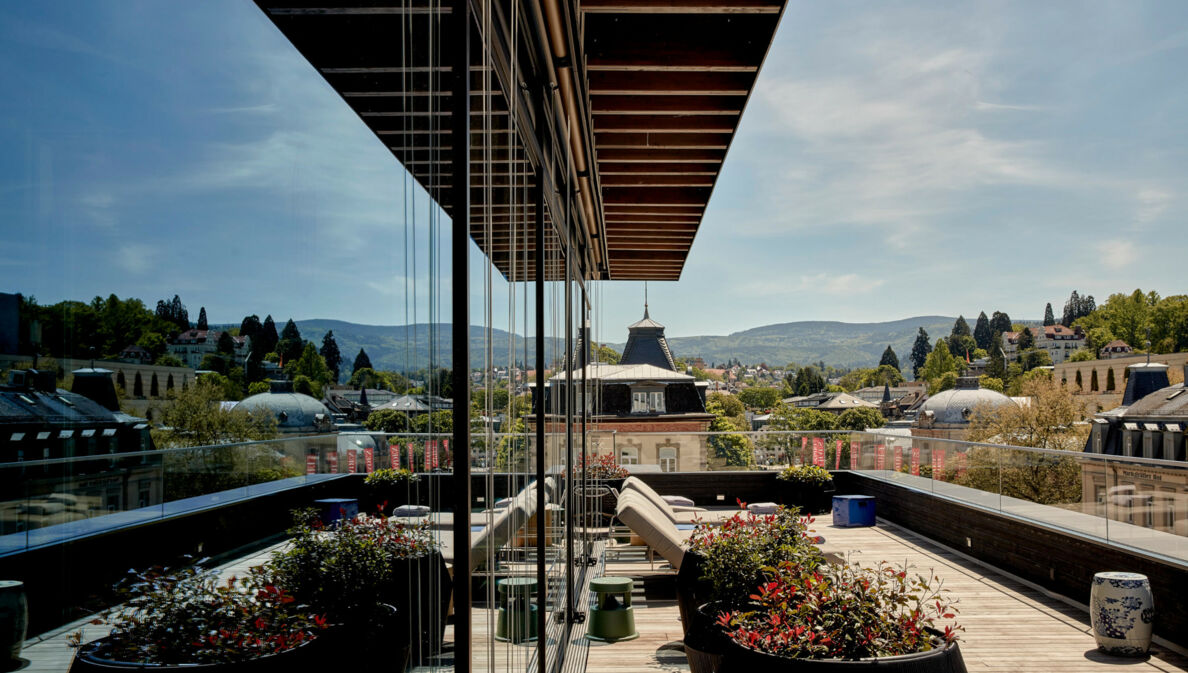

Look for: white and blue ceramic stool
[1090,571,1153,656]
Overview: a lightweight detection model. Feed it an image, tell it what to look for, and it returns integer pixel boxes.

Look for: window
[659,447,677,472]
[631,390,665,414]
[620,446,639,465]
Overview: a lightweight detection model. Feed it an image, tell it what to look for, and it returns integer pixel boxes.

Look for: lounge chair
[621,477,741,525]
[614,490,689,570]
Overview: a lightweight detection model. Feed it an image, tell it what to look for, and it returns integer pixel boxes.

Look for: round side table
[586,576,638,642]
[1090,571,1153,656]
[495,577,539,644]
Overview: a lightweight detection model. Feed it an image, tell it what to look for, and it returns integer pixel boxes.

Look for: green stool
[494,577,538,643]
[586,576,638,642]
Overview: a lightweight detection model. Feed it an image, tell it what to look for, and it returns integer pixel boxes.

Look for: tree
[1043,303,1055,326]
[277,319,304,364]
[835,407,885,431]
[239,315,262,343]
[978,376,1004,393]
[364,408,415,434]
[320,331,343,383]
[707,392,745,419]
[1106,367,1116,392]
[257,315,279,356]
[951,315,971,339]
[919,339,960,385]
[594,344,621,364]
[197,307,208,330]
[737,386,782,409]
[352,348,373,375]
[792,366,825,396]
[1151,295,1188,352]
[155,354,184,368]
[973,312,992,351]
[1068,349,1095,362]
[706,394,753,467]
[199,353,228,375]
[948,335,977,361]
[1019,348,1052,372]
[216,330,235,355]
[1075,370,1083,390]
[879,345,900,372]
[137,331,168,360]
[767,405,837,432]
[909,327,932,379]
[1061,290,1096,327]
[930,371,958,394]
[288,342,332,398]
[1090,369,1099,392]
[990,311,1012,337]
[1016,327,1035,352]
[153,379,277,448]
[248,381,270,396]
[986,336,1006,379]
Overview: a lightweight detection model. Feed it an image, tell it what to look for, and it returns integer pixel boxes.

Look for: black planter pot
[319,605,411,673]
[683,601,738,673]
[70,633,325,672]
[717,637,968,673]
[675,552,711,639]
[777,482,836,515]
[386,551,452,666]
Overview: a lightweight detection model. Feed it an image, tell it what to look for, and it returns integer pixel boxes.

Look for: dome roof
[919,378,1014,425]
[237,392,334,432]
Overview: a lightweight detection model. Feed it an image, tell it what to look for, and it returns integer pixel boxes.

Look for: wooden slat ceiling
[584,0,782,280]
[254,0,784,282]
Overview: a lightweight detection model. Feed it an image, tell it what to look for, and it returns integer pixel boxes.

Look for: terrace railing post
[564,215,575,628]
[534,77,548,673]
[449,0,472,669]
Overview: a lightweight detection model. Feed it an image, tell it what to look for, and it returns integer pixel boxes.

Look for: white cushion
[747,502,779,515]
[392,504,431,517]
[662,495,695,507]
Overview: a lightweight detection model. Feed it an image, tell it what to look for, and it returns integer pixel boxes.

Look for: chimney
[1121,363,1169,406]
[70,367,120,411]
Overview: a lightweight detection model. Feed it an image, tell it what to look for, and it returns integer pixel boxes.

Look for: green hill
[612,316,959,369]
[285,315,960,375]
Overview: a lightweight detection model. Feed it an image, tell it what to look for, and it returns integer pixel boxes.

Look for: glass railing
[589,429,1188,566]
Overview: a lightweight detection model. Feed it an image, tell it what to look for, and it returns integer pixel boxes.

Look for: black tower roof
[619,306,677,371]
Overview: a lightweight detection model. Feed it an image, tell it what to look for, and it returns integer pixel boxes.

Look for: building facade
[168,329,250,369]
[1002,324,1086,364]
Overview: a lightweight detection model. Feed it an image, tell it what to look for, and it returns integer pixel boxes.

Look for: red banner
[910,447,920,476]
[850,441,860,469]
[305,454,318,475]
[347,450,357,474]
[364,447,374,473]
[835,440,843,470]
[812,437,825,467]
[390,444,400,470]
[327,451,338,473]
[442,439,450,467]
[955,452,968,478]
[801,436,809,464]
[876,444,886,470]
[424,440,433,471]
[408,443,416,471]
[893,446,902,472]
[932,448,946,477]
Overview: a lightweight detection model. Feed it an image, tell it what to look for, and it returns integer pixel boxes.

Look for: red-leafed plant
[686,504,824,604]
[579,452,629,480]
[72,563,326,665]
[716,560,962,660]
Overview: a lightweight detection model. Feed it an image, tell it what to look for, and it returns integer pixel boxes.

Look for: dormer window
[630,387,665,414]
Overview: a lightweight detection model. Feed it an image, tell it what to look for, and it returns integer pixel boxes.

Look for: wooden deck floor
[589,514,1188,673]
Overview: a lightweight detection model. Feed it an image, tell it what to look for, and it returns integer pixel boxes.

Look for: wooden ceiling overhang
[254,0,784,282]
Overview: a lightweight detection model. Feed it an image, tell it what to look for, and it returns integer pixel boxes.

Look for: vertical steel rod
[450,0,472,670]
[564,209,575,628]
[534,84,548,673]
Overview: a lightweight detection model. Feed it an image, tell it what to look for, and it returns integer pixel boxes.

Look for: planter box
[777,483,836,515]
[70,633,327,672]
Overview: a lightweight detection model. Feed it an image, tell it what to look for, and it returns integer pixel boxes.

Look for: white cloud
[1135,188,1170,223]
[1096,240,1138,271]
[116,244,155,274]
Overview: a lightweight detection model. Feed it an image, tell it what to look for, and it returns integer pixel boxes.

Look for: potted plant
[363,467,421,513]
[712,560,966,672]
[69,563,328,672]
[578,453,629,517]
[264,508,448,671]
[679,505,825,673]
[776,464,836,515]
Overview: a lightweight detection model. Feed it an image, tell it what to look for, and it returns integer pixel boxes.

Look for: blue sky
[1,2,1185,344]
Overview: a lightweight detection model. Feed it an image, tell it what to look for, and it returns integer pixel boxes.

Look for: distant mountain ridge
[613,315,959,369]
[276,315,962,375]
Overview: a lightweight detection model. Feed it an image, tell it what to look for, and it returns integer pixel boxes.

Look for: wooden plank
[592,96,744,115]
[588,71,754,95]
[593,115,737,133]
[582,0,782,13]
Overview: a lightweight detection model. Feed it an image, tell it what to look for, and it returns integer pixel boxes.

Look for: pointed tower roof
[620,305,677,371]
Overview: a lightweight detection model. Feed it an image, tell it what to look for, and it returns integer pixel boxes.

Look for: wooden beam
[582,0,781,13]
[594,132,729,149]
[588,71,754,95]
[591,95,745,114]
[598,162,721,175]
[596,148,725,162]
[600,174,714,186]
[593,115,737,132]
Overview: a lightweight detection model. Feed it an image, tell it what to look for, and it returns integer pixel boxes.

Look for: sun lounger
[621,477,741,525]
[614,490,689,570]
